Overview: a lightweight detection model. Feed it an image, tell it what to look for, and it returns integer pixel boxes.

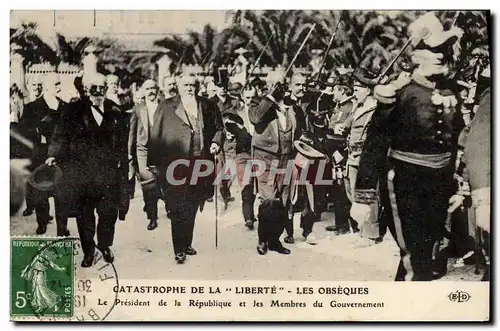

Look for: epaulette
[373,72,411,104]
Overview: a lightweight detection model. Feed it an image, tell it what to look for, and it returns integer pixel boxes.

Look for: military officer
[323,74,355,235]
[344,67,386,244]
[351,12,465,281]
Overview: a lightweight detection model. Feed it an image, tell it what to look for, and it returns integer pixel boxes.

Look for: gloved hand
[350,202,371,227]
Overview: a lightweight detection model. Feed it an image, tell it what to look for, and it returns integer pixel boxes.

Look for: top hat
[27,164,63,192]
[294,140,326,160]
[215,68,230,89]
[223,112,245,134]
[222,112,245,126]
[139,167,159,193]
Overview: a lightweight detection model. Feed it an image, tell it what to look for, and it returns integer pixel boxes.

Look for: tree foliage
[11,10,491,84]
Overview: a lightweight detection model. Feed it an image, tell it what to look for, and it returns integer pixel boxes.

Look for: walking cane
[214,153,219,249]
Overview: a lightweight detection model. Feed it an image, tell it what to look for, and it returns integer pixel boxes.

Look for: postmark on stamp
[71,239,120,321]
[11,237,75,318]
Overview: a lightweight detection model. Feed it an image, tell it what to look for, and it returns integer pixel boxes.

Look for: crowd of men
[10,12,490,281]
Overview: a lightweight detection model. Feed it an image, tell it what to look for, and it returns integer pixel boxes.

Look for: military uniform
[325,99,355,233]
[354,73,464,281]
[345,95,384,239]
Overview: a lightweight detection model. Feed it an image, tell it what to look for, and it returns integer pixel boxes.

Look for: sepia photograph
[9,9,491,321]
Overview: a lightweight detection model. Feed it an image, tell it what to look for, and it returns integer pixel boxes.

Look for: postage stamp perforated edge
[10,236,77,321]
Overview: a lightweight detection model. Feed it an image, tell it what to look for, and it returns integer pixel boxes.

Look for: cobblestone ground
[10,182,483,282]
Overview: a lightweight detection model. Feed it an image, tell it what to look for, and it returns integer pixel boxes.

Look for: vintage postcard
[9,9,490,322]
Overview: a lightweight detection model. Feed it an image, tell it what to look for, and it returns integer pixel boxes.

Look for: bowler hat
[27,164,63,192]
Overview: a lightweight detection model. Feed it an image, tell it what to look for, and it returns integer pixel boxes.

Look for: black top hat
[27,164,63,192]
[294,140,326,159]
[215,68,230,90]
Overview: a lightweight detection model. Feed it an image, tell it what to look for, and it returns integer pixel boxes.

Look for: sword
[268,24,316,96]
[316,18,342,83]
[285,23,316,77]
[451,11,461,27]
[376,37,413,84]
[242,34,273,91]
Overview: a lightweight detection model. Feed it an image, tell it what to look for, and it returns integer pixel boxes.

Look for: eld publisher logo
[448,291,471,303]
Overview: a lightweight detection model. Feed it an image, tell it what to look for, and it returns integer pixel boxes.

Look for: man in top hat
[215,81,246,210]
[19,73,66,234]
[351,12,465,281]
[286,74,340,245]
[137,74,224,264]
[322,73,355,235]
[249,76,306,255]
[210,71,239,206]
[104,74,135,221]
[212,69,239,115]
[46,72,128,267]
[128,79,165,230]
[273,72,310,244]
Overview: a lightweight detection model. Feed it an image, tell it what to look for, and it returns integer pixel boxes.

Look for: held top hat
[222,112,245,126]
[294,140,326,160]
[27,164,63,192]
[139,168,158,192]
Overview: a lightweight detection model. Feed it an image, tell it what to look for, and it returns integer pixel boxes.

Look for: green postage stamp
[11,237,75,318]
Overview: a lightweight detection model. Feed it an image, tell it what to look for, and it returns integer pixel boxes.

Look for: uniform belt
[388,148,451,169]
[348,140,365,153]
